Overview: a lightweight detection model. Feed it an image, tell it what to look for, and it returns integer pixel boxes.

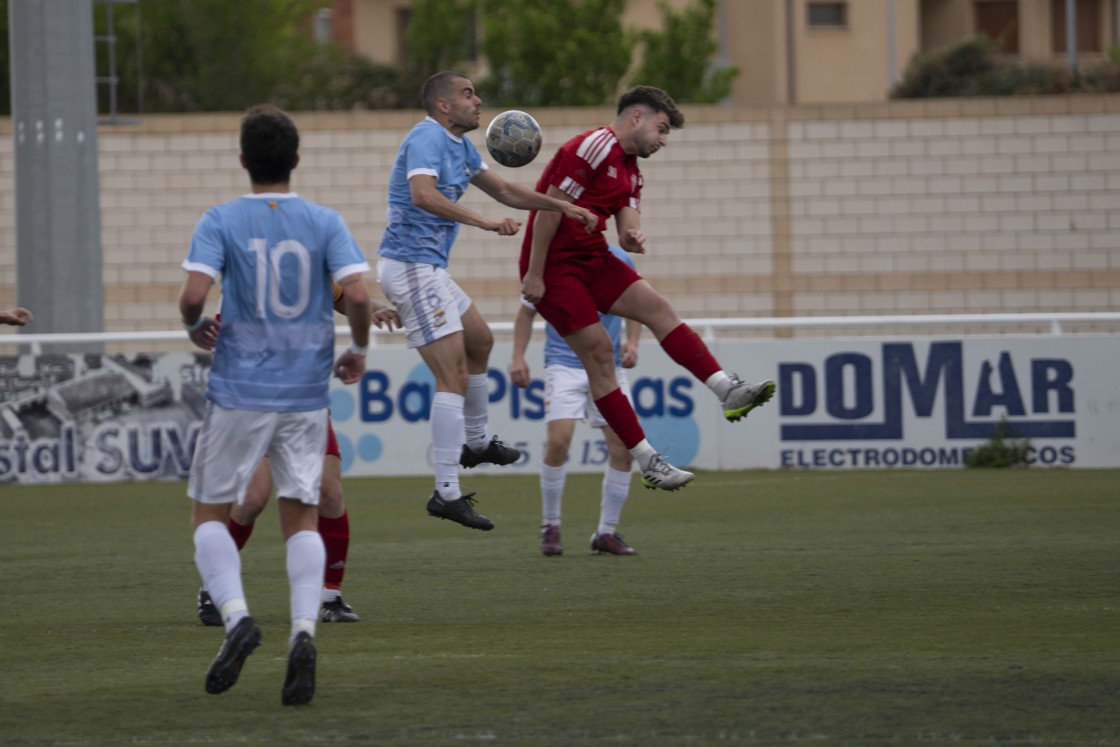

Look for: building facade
[322,0,1118,105]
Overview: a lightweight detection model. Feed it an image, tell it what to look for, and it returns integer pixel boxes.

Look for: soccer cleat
[320,595,360,623]
[590,532,638,556]
[540,524,563,557]
[197,587,223,627]
[205,616,262,695]
[426,491,495,531]
[460,435,521,469]
[640,453,694,491]
[721,375,776,422]
[281,631,317,706]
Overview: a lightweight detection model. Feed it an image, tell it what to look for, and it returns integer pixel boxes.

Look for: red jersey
[521,127,643,265]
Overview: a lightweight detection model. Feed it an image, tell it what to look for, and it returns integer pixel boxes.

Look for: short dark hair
[617,85,684,129]
[421,71,468,116]
[240,105,299,185]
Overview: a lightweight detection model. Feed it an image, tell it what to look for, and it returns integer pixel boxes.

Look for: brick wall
[1,96,1118,338]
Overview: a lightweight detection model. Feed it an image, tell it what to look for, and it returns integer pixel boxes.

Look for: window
[807,2,847,28]
[974,1,1020,55]
[1051,0,1101,53]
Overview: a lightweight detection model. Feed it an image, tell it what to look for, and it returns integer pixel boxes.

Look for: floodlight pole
[9,0,104,346]
[1066,0,1078,73]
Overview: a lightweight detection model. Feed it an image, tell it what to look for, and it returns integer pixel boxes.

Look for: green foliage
[404,0,479,80]
[893,34,1120,98]
[630,0,737,104]
[965,417,1031,468]
[96,0,324,113]
[271,46,417,111]
[476,0,633,107]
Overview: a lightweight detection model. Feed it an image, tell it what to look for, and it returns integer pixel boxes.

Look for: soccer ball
[485,110,543,168]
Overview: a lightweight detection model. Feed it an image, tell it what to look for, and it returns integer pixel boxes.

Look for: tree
[629,0,737,104]
[97,0,326,113]
[476,0,633,107]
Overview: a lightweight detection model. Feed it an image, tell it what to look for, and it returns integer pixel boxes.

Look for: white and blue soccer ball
[485,110,543,168]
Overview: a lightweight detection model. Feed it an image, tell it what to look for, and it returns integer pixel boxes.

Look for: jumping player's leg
[460,303,520,467]
[608,279,776,422]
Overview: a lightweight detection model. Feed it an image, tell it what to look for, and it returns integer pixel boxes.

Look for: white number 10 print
[248,238,312,319]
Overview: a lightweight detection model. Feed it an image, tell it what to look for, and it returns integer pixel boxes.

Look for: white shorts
[377,257,473,349]
[188,403,328,505]
[544,365,631,428]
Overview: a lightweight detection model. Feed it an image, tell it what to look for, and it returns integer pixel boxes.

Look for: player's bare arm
[331,283,401,331]
[616,206,646,254]
[472,170,597,233]
[0,307,32,326]
[333,273,372,385]
[520,186,570,304]
[508,304,536,389]
[621,318,641,369]
[179,271,220,350]
[409,173,520,236]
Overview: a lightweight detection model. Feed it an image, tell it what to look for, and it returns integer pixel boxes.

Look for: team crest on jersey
[432,308,447,328]
[607,166,617,178]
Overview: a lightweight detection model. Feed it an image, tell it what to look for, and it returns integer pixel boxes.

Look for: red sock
[660,323,721,382]
[318,512,351,590]
[227,518,254,551]
[594,388,646,450]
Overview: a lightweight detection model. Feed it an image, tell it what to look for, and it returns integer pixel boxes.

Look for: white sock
[286,529,325,645]
[463,373,491,453]
[194,521,249,632]
[598,466,633,536]
[320,587,341,604]
[540,462,566,525]
[706,371,733,400]
[629,440,657,471]
[431,391,464,501]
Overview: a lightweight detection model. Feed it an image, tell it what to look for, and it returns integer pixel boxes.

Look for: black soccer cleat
[426,490,495,531]
[197,587,223,627]
[205,616,262,695]
[460,435,521,469]
[281,631,317,706]
[320,595,360,623]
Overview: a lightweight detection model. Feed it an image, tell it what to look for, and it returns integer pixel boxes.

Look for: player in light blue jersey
[509,246,644,556]
[377,71,597,532]
[179,105,372,707]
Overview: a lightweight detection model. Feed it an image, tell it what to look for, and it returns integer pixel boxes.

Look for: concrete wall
[1,95,1118,340]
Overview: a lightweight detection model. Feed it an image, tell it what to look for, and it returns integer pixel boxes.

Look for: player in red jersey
[519,85,775,491]
[197,283,400,625]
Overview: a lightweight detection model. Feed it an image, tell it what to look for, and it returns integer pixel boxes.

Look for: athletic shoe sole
[205,617,261,695]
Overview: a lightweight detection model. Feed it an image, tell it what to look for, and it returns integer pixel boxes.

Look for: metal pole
[1066,0,1078,73]
[785,0,796,104]
[887,0,897,91]
[10,0,104,346]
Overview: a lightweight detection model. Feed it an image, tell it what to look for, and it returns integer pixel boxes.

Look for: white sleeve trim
[181,260,220,280]
[407,167,439,180]
[332,262,371,283]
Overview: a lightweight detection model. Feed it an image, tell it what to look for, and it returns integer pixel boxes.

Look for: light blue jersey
[541,246,634,369]
[377,117,488,268]
[183,193,370,412]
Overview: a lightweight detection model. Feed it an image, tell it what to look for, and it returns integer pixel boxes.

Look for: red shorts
[526,251,642,338]
[325,419,340,459]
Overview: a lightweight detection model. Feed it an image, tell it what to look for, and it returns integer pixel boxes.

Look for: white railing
[3,312,1119,354]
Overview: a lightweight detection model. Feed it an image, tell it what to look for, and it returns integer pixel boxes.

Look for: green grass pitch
[1,469,1117,746]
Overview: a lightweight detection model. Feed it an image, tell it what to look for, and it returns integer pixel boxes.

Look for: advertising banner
[1,335,1116,484]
